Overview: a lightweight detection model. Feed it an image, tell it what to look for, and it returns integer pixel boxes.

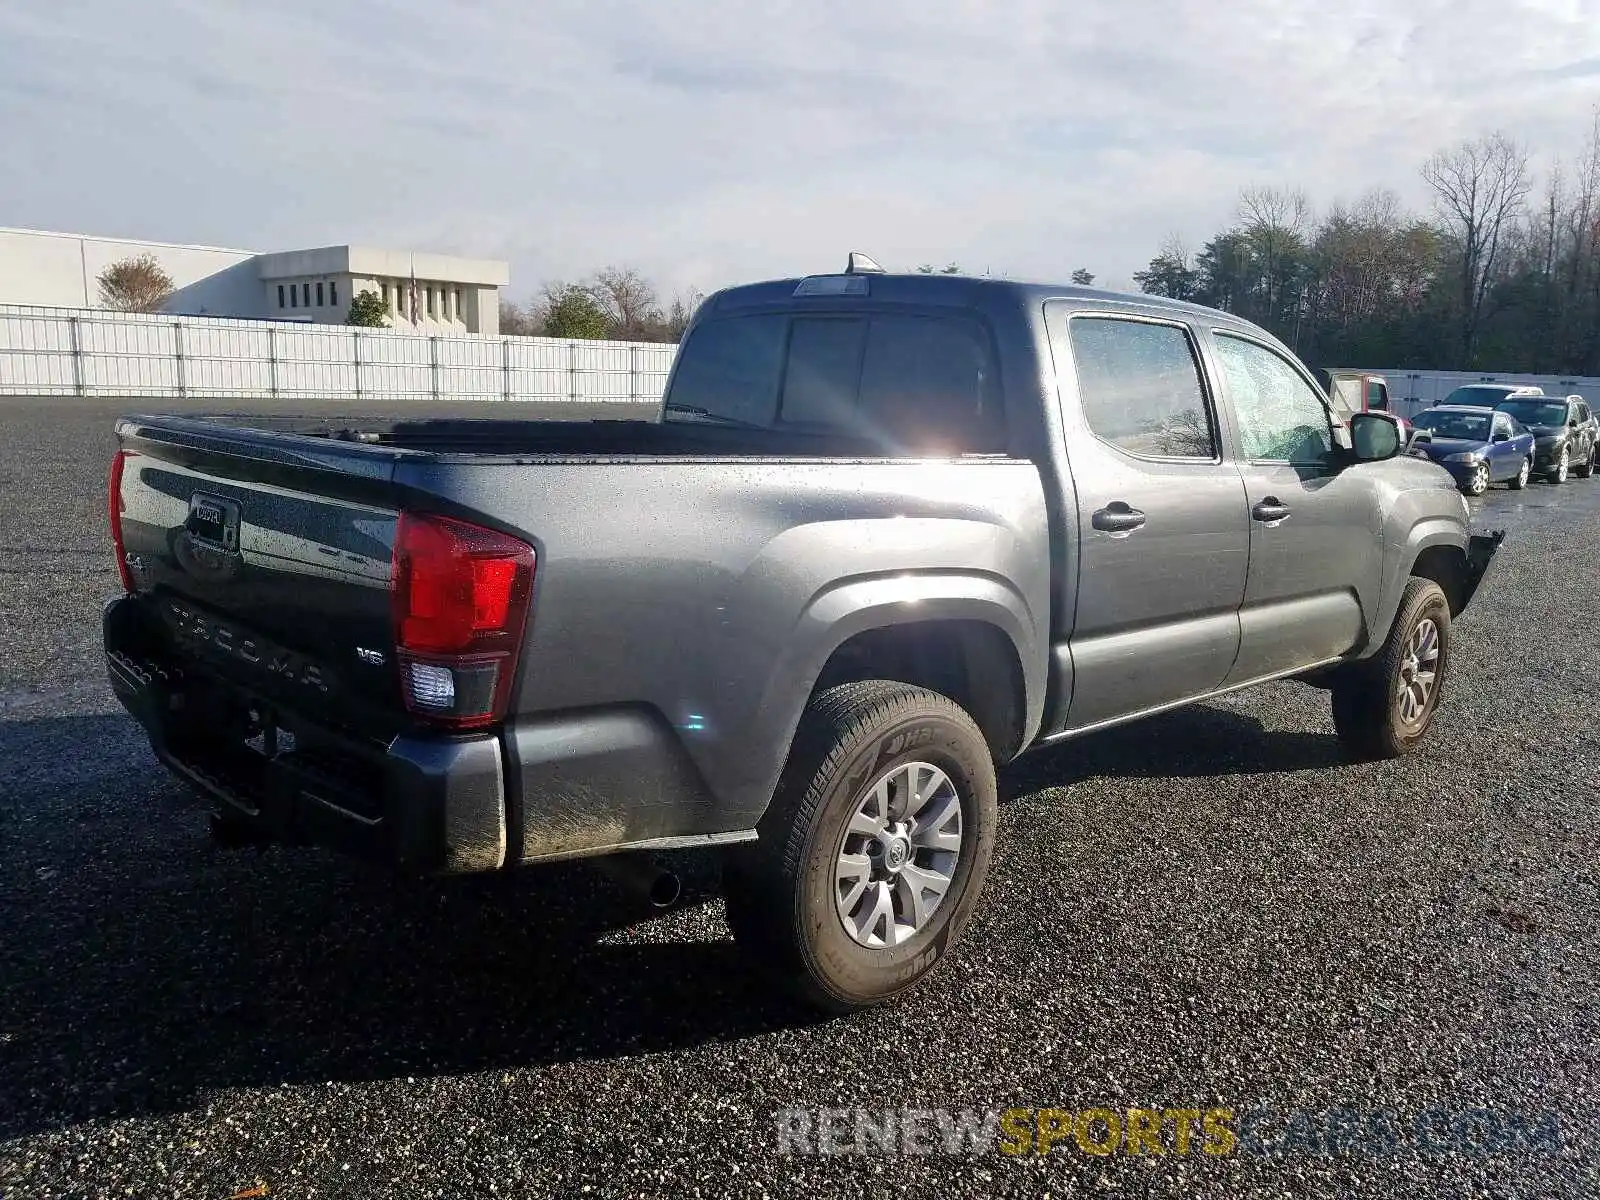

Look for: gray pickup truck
[104,261,1503,1012]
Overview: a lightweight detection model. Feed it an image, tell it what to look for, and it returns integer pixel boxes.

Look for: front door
[1207,332,1382,684]
[1047,308,1250,733]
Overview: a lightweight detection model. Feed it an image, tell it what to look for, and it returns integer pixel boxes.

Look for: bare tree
[590,266,663,340]
[1237,185,1313,331]
[97,254,175,312]
[1422,131,1531,360]
[663,288,705,340]
[499,298,542,337]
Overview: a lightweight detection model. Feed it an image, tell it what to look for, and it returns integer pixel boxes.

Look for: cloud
[1,0,1597,299]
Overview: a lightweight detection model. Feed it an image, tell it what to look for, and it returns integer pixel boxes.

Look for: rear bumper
[104,595,745,872]
[106,594,507,874]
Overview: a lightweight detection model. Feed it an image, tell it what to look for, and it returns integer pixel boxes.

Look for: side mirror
[1349,411,1403,462]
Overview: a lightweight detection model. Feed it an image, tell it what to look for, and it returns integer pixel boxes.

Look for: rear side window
[1068,317,1216,459]
[666,315,787,426]
[667,311,1002,451]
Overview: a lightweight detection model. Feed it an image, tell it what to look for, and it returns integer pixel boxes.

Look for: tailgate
[114,416,407,729]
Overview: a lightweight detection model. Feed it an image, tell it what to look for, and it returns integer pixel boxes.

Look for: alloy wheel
[835,761,963,948]
[1396,617,1440,728]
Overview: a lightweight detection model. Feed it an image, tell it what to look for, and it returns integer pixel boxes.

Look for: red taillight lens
[391,512,536,728]
[109,450,135,592]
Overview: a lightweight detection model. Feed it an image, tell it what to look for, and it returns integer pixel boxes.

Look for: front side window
[1212,334,1333,463]
[1068,316,1216,459]
[1366,380,1388,410]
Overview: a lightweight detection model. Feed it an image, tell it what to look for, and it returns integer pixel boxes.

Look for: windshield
[1496,399,1568,427]
[1412,410,1490,441]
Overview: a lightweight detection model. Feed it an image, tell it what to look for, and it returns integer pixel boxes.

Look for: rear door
[1046,306,1250,733]
[1206,332,1378,683]
[1576,401,1598,466]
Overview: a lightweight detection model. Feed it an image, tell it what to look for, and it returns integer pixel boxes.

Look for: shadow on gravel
[0,702,1338,1140]
[1003,701,1345,796]
[0,715,825,1141]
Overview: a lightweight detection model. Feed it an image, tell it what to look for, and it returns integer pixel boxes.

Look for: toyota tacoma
[104,260,1504,1012]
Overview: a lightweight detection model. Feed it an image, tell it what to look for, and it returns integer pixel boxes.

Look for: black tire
[1508,456,1531,489]
[1463,462,1489,496]
[1330,578,1451,762]
[1547,445,1570,484]
[1575,447,1595,479]
[723,680,997,1013]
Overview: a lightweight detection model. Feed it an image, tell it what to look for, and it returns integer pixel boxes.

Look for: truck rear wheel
[1330,578,1451,761]
[723,680,997,1013]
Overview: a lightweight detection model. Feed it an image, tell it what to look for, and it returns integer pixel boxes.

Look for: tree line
[499,268,704,342]
[1130,109,1600,375]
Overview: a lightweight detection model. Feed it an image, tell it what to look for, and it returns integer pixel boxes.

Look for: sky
[2,0,1598,301]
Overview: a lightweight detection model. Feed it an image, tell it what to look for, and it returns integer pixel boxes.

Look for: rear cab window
[664,308,1004,453]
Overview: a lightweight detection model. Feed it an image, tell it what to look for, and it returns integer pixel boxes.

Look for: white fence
[1357,368,1600,419]
[0,304,678,406]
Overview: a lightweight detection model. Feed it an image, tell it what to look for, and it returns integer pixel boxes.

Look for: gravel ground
[1,396,1597,1199]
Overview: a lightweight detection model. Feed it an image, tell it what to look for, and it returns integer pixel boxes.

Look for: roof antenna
[845,251,886,275]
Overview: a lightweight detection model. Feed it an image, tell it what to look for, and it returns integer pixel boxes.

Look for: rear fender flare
[742,571,1044,823]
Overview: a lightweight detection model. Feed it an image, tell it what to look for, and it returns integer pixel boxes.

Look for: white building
[0,227,509,335]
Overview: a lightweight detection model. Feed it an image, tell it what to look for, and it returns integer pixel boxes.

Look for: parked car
[1493,393,1599,482]
[102,262,1505,1012]
[1437,382,1546,407]
[1408,405,1537,495]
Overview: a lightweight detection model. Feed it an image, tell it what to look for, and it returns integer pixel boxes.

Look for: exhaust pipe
[590,853,682,908]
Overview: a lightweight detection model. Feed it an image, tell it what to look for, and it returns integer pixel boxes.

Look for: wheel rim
[835,760,963,948]
[1518,458,1530,485]
[1396,617,1440,728]
[1472,464,1488,493]
[1557,448,1568,481]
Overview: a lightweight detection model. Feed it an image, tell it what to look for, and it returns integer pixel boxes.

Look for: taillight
[109,450,136,592]
[391,512,536,729]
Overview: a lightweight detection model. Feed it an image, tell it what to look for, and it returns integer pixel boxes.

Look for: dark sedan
[1409,405,1536,495]
[1493,395,1599,483]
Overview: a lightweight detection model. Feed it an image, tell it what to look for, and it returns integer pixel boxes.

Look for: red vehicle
[1315,369,1409,439]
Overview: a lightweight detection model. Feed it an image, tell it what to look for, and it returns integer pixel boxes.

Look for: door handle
[1091,502,1147,535]
[1251,498,1291,524]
